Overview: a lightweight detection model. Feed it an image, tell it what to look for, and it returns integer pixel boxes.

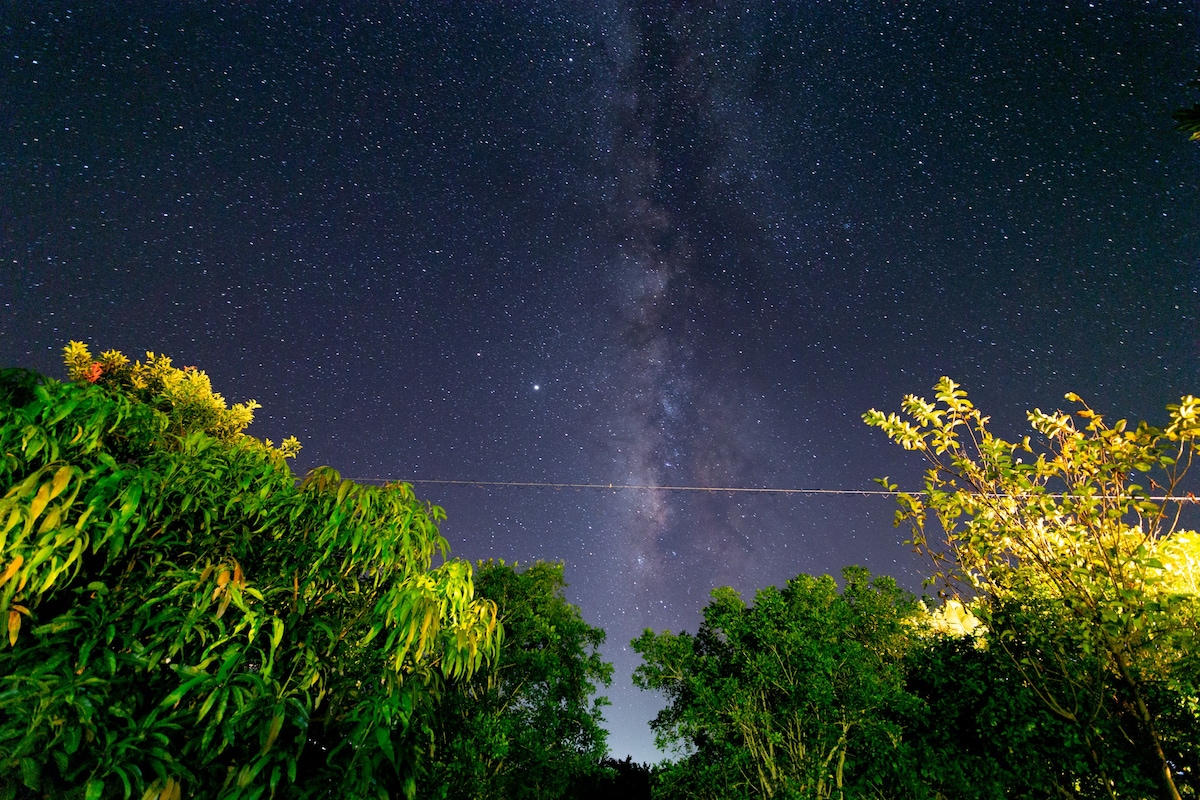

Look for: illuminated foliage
[62,340,298,458]
[0,347,499,799]
[865,378,1200,799]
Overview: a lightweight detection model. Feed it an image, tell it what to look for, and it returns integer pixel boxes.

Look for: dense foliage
[0,345,499,799]
[902,632,1153,799]
[633,567,922,799]
[417,559,612,800]
[865,378,1200,799]
[10,343,1200,799]
[634,574,1199,800]
[574,756,653,800]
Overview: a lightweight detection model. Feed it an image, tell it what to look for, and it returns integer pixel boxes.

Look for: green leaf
[374,725,397,768]
[18,758,41,790]
[28,483,52,526]
[269,616,285,655]
[262,708,284,754]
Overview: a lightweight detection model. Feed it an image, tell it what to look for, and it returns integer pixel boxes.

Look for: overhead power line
[398,479,893,496]
[339,477,1199,503]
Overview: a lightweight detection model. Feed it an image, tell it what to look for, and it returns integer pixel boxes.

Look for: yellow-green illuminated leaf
[49,466,71,501]
[28,484,51,524]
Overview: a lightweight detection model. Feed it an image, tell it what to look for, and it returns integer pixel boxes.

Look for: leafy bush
[0,346,499,799]
[866,378,1200,798]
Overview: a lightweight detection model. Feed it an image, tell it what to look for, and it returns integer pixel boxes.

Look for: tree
[632,567,922,800]
[0,343,500,799]
[60,341,295,453]
[417,559,612,800]
[902,630,1159,799]
[865,377,1200,799]
[572,756,653,800]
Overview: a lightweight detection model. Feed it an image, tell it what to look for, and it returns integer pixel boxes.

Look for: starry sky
[4,1,1200,763]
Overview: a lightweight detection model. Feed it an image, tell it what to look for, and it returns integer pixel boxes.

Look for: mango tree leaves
[0,358,499,800]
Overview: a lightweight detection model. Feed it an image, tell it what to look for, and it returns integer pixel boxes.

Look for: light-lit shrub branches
[865,377,1200,799]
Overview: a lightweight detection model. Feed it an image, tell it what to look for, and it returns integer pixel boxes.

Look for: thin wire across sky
[337,478,1199,503]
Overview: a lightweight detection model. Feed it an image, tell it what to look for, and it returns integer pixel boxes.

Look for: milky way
[597,6,797,600]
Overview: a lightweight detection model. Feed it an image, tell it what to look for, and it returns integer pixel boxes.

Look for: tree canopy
[632,382,1200,799]
[865,377,1200,799]
[633,567,921,799]
[418,559,612,800]
[0,344,500,799]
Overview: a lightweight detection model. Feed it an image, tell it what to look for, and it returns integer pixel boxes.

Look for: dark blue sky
[5,1,1199,762]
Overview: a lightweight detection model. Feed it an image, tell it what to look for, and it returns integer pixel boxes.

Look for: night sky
[5,1,1200,763]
